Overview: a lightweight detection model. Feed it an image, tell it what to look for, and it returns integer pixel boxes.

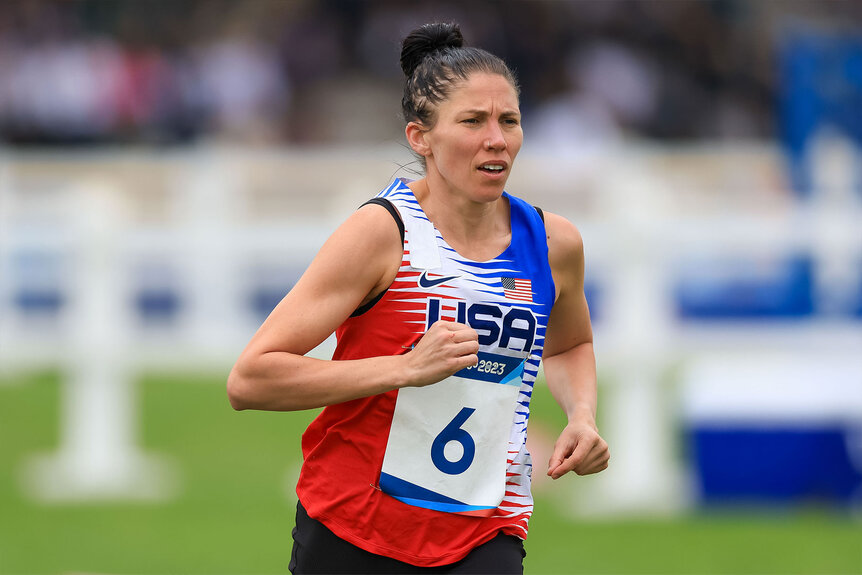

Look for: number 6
[431,407,476,475]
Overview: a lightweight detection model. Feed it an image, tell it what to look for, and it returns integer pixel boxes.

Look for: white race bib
[379,351,525,515]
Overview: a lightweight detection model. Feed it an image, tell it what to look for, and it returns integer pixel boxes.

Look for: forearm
[228,351,410,411]
[542,340,609,478]
[542,341,597,424]
[541,214,609,477]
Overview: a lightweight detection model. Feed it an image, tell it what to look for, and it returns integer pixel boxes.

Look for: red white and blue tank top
[295,179,555,567]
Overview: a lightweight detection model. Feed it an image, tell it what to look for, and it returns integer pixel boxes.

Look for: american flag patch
[501,277,532,302]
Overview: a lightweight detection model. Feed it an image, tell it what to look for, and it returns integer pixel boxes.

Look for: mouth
[477,161,507,175]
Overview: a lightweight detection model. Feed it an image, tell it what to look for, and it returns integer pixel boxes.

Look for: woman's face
[420,72,522,203]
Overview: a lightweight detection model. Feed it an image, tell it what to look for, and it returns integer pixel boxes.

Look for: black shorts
[289,501,525,574]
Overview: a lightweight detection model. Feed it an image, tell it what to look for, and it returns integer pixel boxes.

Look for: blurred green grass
[1,370,860,574]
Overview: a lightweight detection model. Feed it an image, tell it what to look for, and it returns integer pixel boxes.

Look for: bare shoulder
[311,198,403,299]
[542,211,584,269]
[287,196,404,305]
[250,196,403,354]
[344,199,403,250]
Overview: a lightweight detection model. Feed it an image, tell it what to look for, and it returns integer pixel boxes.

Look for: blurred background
[1,0,861,574]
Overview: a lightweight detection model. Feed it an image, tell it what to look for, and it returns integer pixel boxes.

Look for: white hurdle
[16,178,177,501]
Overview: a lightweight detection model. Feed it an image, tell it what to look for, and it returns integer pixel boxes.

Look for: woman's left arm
[541,212,610,479]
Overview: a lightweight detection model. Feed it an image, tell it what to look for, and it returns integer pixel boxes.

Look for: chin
[476,179,508,197]
[470,187,507,204]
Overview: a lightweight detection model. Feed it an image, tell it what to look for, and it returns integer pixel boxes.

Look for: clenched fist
[401,321,479,388]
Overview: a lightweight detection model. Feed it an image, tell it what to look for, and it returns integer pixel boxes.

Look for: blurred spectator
[527,40,658,153]
[194,35,289,143]
[0,0,857,146]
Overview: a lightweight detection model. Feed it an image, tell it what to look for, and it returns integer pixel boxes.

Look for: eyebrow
[460,108,521,117]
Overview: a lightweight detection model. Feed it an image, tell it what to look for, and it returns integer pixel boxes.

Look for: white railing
[1,138,860,510]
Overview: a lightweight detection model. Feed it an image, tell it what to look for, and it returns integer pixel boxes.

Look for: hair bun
[400,22,464,78]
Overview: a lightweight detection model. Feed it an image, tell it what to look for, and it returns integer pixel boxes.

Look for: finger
[547,440,574,477]
[587,454,610,474]
[421,323,466,347]
[449,328,479,344]
[548,459,572,479]
[452,353,479,371]
[547,446,569,472]
[574,445,610,475]
[566,436,596,468]
[453,340,480,357]
[550,437,594,479]
[574,456,609,476]
[430,320,471,332]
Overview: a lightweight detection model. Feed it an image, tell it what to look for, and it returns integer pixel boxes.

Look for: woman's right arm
[227,202,479,412]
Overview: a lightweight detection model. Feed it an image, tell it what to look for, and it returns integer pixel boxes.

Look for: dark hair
[400,22,519,127]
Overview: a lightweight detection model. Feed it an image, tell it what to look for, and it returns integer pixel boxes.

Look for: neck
[408,177,511,261]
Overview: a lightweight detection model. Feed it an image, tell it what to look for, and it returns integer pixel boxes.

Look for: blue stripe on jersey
[379,473,496,513]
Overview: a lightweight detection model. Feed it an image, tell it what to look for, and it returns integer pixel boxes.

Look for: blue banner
[455,352,525,385]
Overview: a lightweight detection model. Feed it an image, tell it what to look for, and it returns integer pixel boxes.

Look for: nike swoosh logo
[418,271,459,289]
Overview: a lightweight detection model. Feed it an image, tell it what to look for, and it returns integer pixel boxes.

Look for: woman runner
[228,21,609,574]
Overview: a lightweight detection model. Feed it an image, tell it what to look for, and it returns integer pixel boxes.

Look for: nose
[484,123,507,151]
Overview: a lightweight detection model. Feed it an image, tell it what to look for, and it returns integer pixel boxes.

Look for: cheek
[440,139,475,171]
[508,130,524,154]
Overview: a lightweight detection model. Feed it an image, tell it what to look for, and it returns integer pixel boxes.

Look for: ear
[405,121,431,157]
